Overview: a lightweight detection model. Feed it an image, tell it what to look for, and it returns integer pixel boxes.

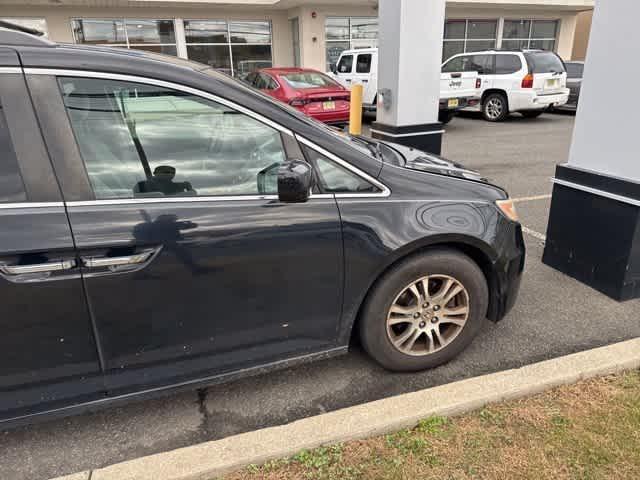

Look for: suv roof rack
[0,21,55,47]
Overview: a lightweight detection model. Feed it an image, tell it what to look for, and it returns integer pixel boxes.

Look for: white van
[330,47,480,124]
[442,50,569,121]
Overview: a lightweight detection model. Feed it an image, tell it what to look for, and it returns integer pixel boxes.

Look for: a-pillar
[371,0,446,154]
[543,0,640,301]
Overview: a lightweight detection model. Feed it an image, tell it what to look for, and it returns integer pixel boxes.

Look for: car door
[0,53,104,423]
[353,52,375,103]
[32,72,344,395]
[466,54,495,93]
[334,53,354,88]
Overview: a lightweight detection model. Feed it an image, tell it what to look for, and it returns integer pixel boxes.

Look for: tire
[438,110,455,125]
[359,249,488,372]
[482,93,509,122]
[521,110,544,119]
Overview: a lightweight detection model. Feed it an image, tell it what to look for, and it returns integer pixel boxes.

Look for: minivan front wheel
[359,250,488,372]
[482,93,508,122]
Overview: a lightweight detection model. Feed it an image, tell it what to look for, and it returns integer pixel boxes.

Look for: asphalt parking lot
[3,112,640,480]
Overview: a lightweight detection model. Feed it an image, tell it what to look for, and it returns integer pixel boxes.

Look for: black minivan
[0,25,524,428]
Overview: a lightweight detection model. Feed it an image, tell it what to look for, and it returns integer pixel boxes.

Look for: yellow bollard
[349,84,363,136]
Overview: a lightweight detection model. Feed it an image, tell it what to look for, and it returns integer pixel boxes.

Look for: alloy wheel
[386,275,469,356]
[485,98,504,120]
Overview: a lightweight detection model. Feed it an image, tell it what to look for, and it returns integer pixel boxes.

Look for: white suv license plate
[546,78,560,89]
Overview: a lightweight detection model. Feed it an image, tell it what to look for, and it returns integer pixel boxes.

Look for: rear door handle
[0,259,76,275]
[81,250,154,269]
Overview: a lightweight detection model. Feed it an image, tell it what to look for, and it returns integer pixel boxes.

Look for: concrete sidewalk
[54,337,640,480]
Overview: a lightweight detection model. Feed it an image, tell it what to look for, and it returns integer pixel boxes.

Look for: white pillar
[567,0,640,182]
[543,0,640,302]
[372,0,446,154]
[376,0,445,127]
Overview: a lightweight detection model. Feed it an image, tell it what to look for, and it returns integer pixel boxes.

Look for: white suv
[331,47,480,124]
[442,50,569,122]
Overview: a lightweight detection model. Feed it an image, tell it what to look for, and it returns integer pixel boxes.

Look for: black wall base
[371,122,443,155]
[543,164,640,301]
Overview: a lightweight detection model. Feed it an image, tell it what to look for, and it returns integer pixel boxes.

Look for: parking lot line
[512,194,552,203]
[522,226,547,242]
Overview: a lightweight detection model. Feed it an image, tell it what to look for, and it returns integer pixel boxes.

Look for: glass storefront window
[503,19,559,51]
[325,17,349,41]
[184,19,273,78]
[184,20,228,43]
[442,19,498,62]
[72,19,126,44]
[125,19,175,44]
[325,17,378,71]
[229,21,271,44]
[71,18,177,54]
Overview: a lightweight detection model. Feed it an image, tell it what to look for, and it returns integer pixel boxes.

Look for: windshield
[281,72,340,89]
[525,52,565,74]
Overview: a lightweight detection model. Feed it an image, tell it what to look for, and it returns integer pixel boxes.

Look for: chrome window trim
[296,134,391,198]
[23,68,294,137]
[0,67,22,74]
[0,202,65,210]
[66,195,278,207]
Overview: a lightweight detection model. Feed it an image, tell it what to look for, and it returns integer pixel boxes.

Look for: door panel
[67,199,342,391]
[0,61,103,422]
[52,74,344,393]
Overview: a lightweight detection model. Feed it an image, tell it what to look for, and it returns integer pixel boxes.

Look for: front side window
[59,77,286,199]
[337,55,353,74]
[356,54,372,74]
[71,18,177,56]
[302,145,378,194]
[0,102,27,203]
[443,55,493,74]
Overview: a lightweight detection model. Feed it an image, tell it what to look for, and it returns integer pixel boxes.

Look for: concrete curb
[53,338,640,480]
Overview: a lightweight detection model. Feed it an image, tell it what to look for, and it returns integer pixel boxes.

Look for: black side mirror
[278,159,314,203]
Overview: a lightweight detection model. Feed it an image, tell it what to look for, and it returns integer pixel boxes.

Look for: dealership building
[2,0,594,77]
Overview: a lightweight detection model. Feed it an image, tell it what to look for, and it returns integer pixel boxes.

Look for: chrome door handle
[0,259,76,275]
[81,250,154,268]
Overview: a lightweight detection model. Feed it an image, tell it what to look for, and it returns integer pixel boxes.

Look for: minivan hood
[383,142,488,183]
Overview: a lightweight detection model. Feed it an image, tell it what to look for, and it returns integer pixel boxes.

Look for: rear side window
[337,54,353,74]
[0,102,27,203]
[495,55,522,75]
[356,54,372,74]
[525,52,565,74]
[566,63,584,78]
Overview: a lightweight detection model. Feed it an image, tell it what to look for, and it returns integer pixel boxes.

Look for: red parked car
[245,68,350,125]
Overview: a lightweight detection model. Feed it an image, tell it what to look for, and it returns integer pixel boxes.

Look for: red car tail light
[475,78,482,89]
[290,98,308,107]
[521,74,534,89]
